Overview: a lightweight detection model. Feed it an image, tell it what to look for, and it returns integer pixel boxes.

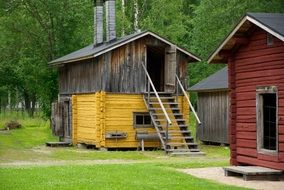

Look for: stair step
[178,124,188,128]
[149,108,179,111]
[166,148,201,152]
[167,142,198,146]
[163,136,193,140]
[149,102,178,105]
[148,92,173,95]
[176,119,186,122]
[160,130,191,134]
[152,113,183,117]
[147,97,175,100]
[170,152,205,157]
[153,118,185,122]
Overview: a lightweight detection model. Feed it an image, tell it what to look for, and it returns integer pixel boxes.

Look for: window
[267,33,273,46]
[256,86,278,154]
[133,113,153,128]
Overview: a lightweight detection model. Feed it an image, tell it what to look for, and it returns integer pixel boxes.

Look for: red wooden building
[208,13,284,170]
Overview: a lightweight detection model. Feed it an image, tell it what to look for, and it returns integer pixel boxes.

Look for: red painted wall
[229,27,284,170]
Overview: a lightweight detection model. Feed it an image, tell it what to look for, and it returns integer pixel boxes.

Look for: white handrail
[175,75,201,125]
[141,63,172,125]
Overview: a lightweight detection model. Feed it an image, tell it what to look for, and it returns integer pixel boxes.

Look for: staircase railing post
[175,75,202,125]
[147,78,150,106]
[166,120,169,154]
[176,76,179,103]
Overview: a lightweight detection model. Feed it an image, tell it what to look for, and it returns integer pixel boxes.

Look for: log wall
[72,92,189,148]
[229,27,284,169]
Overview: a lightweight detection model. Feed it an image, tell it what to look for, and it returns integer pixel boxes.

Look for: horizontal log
[236,139,256,148]
[237,155,284,170]
[237,147,257,157]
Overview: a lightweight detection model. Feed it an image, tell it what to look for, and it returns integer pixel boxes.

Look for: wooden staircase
[144,92,204,156]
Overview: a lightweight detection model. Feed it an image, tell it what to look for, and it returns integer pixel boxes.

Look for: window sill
[258,148,278,156]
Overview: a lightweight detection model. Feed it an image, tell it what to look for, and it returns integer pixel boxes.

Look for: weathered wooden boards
[58,36,188,95]
[224,166,283,181]
[197,91,228,144]
[229,28,284,169]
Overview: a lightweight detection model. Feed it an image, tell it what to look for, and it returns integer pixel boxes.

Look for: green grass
[0,112,245,190]
[0,164,246,190]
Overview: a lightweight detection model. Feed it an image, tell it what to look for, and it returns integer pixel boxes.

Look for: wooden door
[63,101,72,141]
[51,102,64,137]
[164,45,176,92]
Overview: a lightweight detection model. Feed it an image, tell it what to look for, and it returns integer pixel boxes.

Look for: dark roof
[50,30,200,66]
[189,66,228,92]
[247,12,284,37]
[208,12,284,63]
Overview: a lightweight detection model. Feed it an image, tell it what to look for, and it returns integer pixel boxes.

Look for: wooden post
[141,139,144,151]
[165,120,169,153]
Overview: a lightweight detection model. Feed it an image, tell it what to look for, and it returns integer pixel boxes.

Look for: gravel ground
[179,167,284,190]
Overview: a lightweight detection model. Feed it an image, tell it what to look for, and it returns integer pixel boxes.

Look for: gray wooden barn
[189,66,229,144]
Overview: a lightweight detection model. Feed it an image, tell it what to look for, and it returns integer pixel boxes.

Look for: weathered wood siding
[197,91,228,144]
[72,92,189,148]
[229,27,284,169]
[59,36,188,95]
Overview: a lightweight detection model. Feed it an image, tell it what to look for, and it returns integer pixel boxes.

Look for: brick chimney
[94,0,104,46]
[105,0,116,42]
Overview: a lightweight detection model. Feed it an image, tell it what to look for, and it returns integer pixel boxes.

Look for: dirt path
[179,167,284,190]
[0,159,149,168]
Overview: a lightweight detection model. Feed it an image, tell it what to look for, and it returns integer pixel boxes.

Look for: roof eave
[208,13,284,64]
[49,30,201,66]
[189,88,228,92]
[207,15,249,64]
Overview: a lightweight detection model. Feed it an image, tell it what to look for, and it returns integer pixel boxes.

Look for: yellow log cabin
[49,0,202,155]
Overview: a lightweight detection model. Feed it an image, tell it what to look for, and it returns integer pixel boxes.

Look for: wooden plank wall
[229,27,284,169]
[59,36,189,95]
[72,92,190,148]
[72,94,98,145]
[197,91,228,144]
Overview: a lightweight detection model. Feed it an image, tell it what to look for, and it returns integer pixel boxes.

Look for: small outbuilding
[189,67,228,144]
[49,0,202,155]
[208,13,284,170]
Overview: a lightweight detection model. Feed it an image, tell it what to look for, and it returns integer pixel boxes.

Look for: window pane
[136,115,144,125]
[262,93,276,150]
[144,115,151,125]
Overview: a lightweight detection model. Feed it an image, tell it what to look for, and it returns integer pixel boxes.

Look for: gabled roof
[208,12,284,63]
[189,66,228,92]
[50,30,201,66]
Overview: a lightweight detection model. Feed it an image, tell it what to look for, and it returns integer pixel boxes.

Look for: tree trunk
[24,91,32,117]
[121,0,125,36]
[30,93,36,118]
[134,0,139,31]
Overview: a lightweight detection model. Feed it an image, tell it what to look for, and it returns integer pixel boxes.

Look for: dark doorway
[147,46,165,91]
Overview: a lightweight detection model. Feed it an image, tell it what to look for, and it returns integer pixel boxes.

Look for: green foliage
[188,0,284,105]
[1,0,284,116]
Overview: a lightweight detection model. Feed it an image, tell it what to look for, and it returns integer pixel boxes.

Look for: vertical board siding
[197,91,228,144]
[230,27,284,169]
[59,36,188,95]
[72,92,190,148]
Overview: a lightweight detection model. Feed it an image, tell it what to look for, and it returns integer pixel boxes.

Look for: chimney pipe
[105,0,116,42]
[94,0,104,46]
